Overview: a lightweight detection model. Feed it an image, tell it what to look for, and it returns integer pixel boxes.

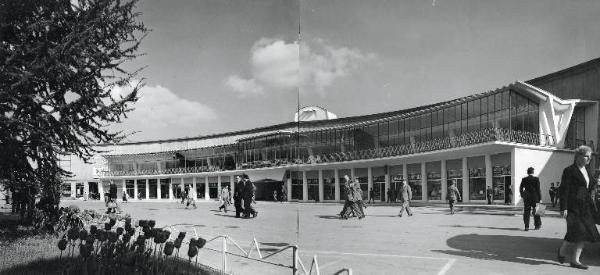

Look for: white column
[84,182,89,200]
[145,179,149,199]
[421,162,427,202]
[156,178,161,200]
[485,154,493,201]
[193,177,197,199]
[318,170,324,202]
[98,182,104,201]
[351,168,355,180]
[367,167,373,201]
[204,176,209,201]
[134,179,138,200]
[441,160,447,202]
[302,171,308,202]
[462,157,469,203]
[168,179,174,200]
[180,178,185,200]
[286,177,292,202]
[334,169,340,201]
[402,164,408,186]
[70,182,76,198]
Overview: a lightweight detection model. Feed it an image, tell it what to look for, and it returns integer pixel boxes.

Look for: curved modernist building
[61,59,600,205]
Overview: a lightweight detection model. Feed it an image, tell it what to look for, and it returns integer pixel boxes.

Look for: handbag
[107,201,117,208]
[534,203,546,216]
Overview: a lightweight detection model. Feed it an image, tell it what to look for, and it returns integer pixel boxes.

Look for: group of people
[232,174,258,218]
[519,145,600,270]
[339,175,366,219]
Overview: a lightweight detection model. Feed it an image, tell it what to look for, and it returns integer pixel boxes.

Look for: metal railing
[161,224,351,275]
[99,128,555,178]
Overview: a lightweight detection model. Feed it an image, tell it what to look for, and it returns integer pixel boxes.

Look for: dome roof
[294,106,338,122]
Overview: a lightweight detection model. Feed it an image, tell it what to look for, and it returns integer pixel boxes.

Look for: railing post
[222,235,227,275]
[292,245,298,275]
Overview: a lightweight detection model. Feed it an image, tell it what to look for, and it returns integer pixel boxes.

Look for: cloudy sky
[113,0,600,141]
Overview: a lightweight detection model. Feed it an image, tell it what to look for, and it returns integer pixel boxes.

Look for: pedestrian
[339,175,355,219]
[505,185,512,205]
[555,182,561,206]
[242,174,257,218]
[386,188,392,203]
[273,189,278,201]
[549,182,557,207]
[218,186,230,213]
[182,185,189,204]
[368,188,375,204]
[107,182,118,214]
[486,186,493,205]
[185,184,197,209]
[233,176,244,217]
[398,180,413,217]
[556,146,600,270]
[122,190,128,203]
[447,180,461,214]
[353,178,366,217]
[280,186,287,202]
[519,167,542,231]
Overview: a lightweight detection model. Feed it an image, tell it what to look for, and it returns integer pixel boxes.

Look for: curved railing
[99,128,555,177]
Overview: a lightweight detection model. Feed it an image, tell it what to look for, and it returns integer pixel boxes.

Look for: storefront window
[372,166,385,201]
[125,180,135,199]
[149,179,157,199]
[291,171,302,200]
[389,165,403,202]
[208,177,218,199]
[338,169,351,200]
[407,163,422,200]
[468,156,486,200]
[160,179,170,199]
[492,153,511,202]
[137,180,146,199]
[323,170,335,200]
[426,161,441,200]
[446,159,463,202]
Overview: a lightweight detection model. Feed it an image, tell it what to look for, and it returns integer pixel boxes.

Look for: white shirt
[579,166,589,188]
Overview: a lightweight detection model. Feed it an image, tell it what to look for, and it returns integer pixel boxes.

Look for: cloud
[109,83,218,141]
[225,38,375,96]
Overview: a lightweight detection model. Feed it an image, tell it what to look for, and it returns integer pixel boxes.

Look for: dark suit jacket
[519,175,541,203]
[559,164,598,215]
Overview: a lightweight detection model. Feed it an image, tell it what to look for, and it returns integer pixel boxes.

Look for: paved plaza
[62,200,600,275]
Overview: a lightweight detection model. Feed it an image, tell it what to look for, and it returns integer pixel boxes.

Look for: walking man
[242,174,257,218]
[520,167,542,231]
[549,183,557,207]
[233,176,244,217]
[218,186,230,212]
[447,180,461,214]
[486,186,494,205]
[398,180,413,217]
[368,188,375,204]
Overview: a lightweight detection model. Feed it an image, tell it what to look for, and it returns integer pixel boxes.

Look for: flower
[177,232,186,240]
[57,239,68,251]
[116,227,124,235]
[196,237,206,249]
[79,229,89,240]
[163,241,174,256]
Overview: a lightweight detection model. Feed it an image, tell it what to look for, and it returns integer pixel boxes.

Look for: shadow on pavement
[433,234,600,266]
[316,215,341,219]
[442,225,523,231]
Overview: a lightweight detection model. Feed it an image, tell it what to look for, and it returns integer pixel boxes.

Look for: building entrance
[253,179,284,201]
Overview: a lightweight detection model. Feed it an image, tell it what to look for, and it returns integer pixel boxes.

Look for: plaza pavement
[59,199,600,275]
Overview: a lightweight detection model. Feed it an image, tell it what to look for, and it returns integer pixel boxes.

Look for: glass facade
[306,171,319,201]
[372,167,385,201]
[104,89,548,177]
[137,180,146,199]
[565,106,586,149]
[491,153,511,202]
[148,179,157,199]
[291,171,302,200]
[407,163,422,200]
[355,168,369,200]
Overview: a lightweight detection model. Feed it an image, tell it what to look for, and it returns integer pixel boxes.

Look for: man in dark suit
[233,176,245,218]
[520,167,542,231]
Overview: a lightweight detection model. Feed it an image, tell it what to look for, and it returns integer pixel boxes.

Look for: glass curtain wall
[148,179,157,199]
[338,169,351,200]
[291,171,302,200]
[491,153,511,202]
[306,171,319,201]
[160,179,169,199]
[137,180,146,199]
[208,177,218,199]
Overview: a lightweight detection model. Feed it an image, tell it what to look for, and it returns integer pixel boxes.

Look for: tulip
[187,245,198,258]
[58,239,68,251]
[80,244,91,258]
[196,237,206,249]
[122,233,132,244]
[116,227,124,236]
[109,218,116,227]
[104,222,112,231]
[125,223,132,232]
[174,239,182,249]
[67,227,79,241]
[148,220,156,228]
[162,230,171,243]
[163,241,174,256]
[177,232,186,240]
[108,232,118,243]
[97,230,107,242]
[90,225,98,236]
[86,236,95,245]
[138,220,147,228]
[79,229,89,240]
[125,217,132,225]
